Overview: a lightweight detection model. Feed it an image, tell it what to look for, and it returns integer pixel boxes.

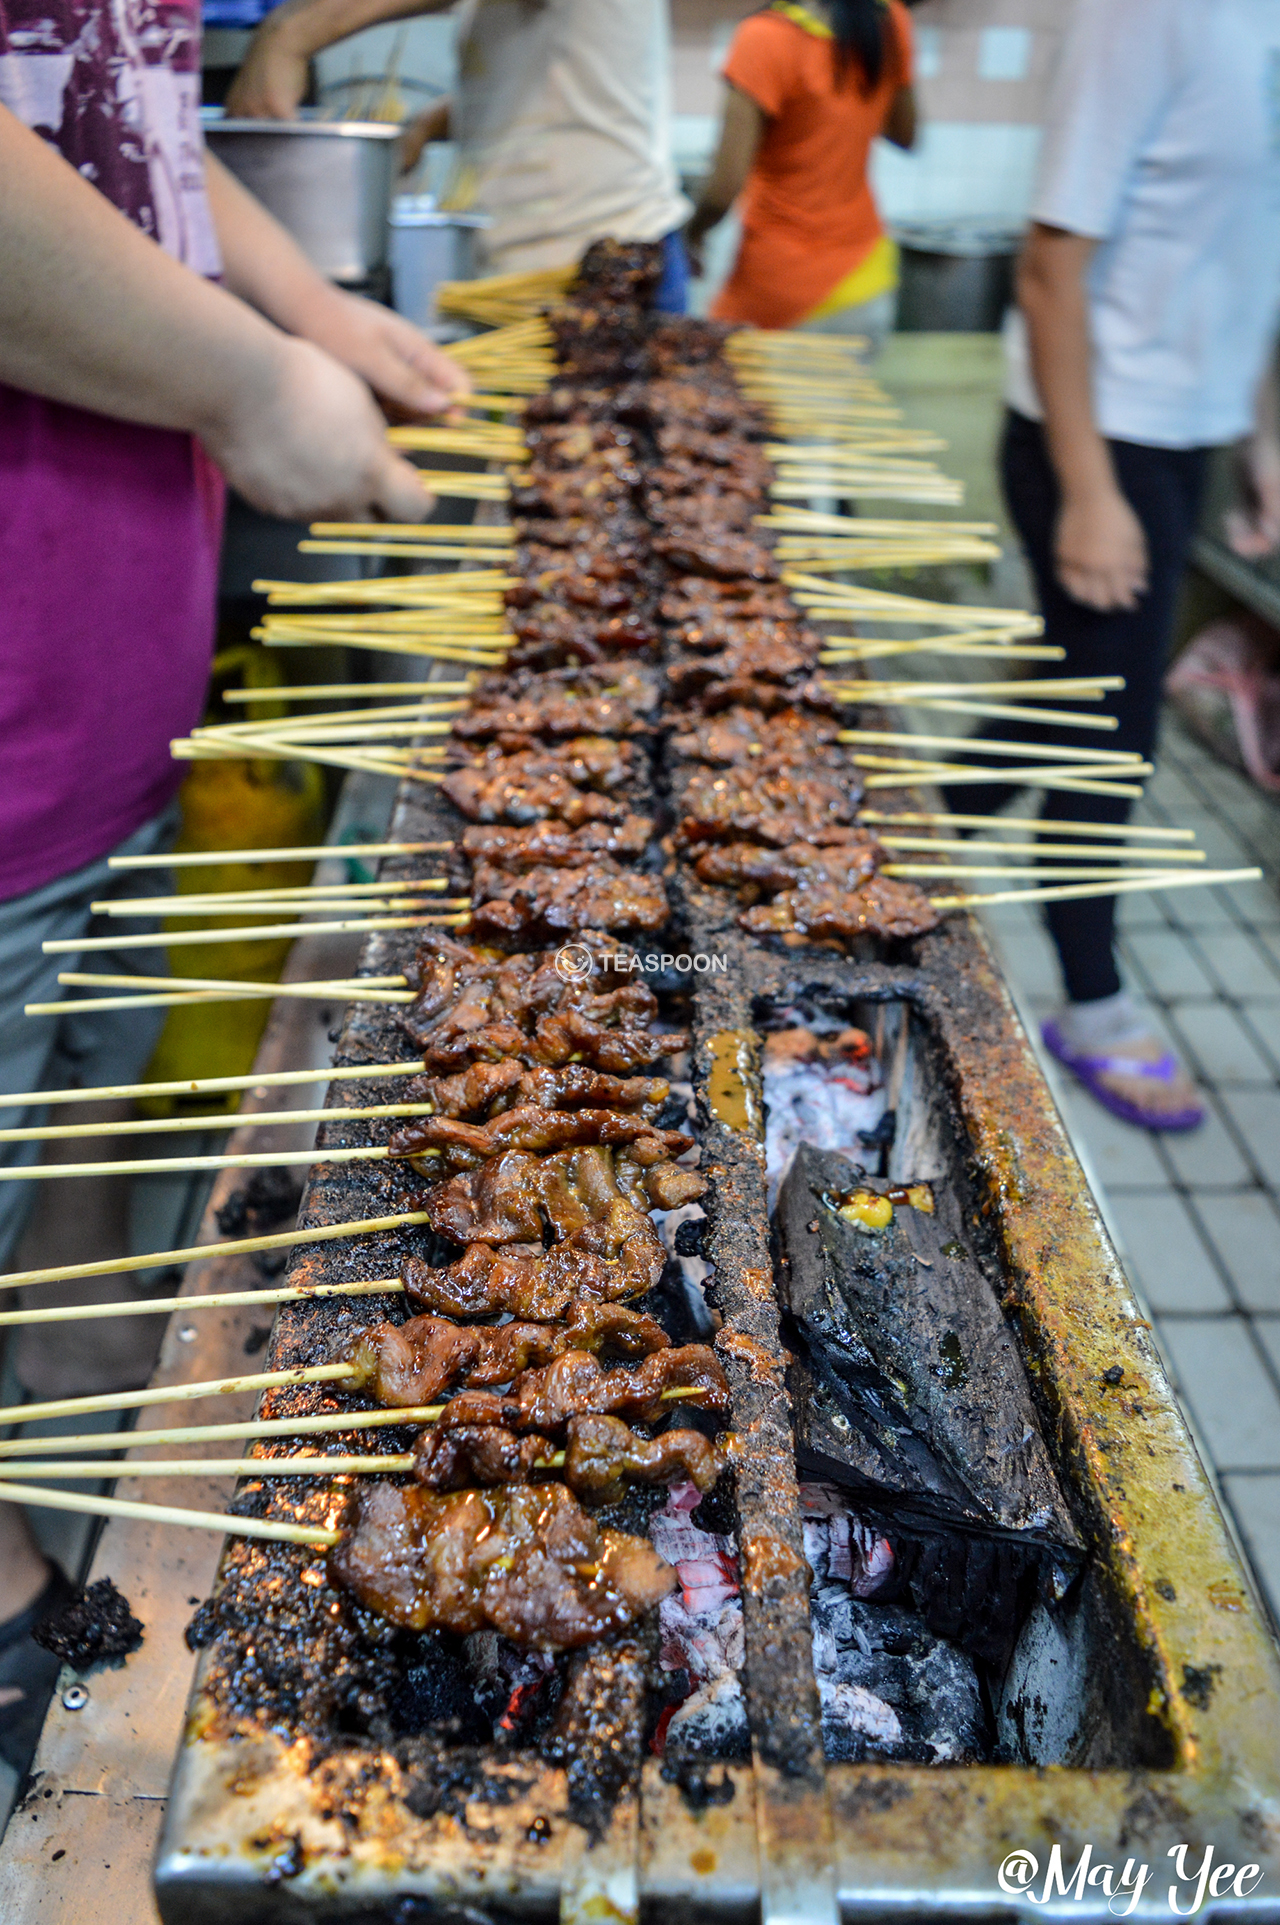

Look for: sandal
[0,1563,76,1774]
[1042,1019,1205,1133]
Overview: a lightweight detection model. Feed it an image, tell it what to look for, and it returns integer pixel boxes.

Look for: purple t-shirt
[0,0,225,901]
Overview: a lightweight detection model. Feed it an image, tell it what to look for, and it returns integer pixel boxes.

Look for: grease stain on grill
[706,1029,762,1138]
[1181,1662,1223,1710]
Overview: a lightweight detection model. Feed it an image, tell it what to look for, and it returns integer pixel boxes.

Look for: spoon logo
[555,944,595,984]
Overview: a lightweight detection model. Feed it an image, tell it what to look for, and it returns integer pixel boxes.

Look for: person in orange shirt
[687,0,917,353]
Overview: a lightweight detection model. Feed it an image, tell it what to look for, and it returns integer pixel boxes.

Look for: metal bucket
[895,222,1021,333]
[388,198,490,327]
[204,118,401,285]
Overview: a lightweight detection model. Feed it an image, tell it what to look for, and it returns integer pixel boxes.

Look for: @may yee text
[998,1844,1263,1915]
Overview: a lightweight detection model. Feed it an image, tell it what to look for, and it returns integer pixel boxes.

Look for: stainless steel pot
[389,197,490,326]
[204,117,401,284]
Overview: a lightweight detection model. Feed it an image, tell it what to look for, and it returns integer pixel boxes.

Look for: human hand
[224,25,309,119]
[1225,430,1280,558]
[296,285,471,419]
[203,336,435,521]
[685,226,706,281]
[1054,487,1148,610]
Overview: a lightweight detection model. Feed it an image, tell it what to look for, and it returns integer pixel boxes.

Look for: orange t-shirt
[711,1,913,330]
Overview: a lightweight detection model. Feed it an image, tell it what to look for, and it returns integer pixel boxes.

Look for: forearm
[689,84,762,239]
[0,107,286,439]
[206,149,340,332]
[251,0,447,63]
[1018,226,1114,501]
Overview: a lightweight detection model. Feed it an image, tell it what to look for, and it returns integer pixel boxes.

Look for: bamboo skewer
[223,685,476,704]
[0,1210,433,1292]
[0,1362,357,1429]
[876,697,1120,730]
[857,762,1147,798]
[0,1145,403,1182]
[111,841,452,869]
[41,914,467,956]
[27,977,417,1017]
[0,1104,430,1145]
[0,1481,340,1548]
[96,883,451,911]
[873,835,1206,863]
[309,521,514,543]
[856,810,1194,840]
[0,1457,409,1480]
[889,863,1205,883]
[91,893,463,919]
[0,1278,403,1327]
[837,728,1147,766]
[0,1059,425,1109]
[0,1408,442,1457]
[932,866,1262,911]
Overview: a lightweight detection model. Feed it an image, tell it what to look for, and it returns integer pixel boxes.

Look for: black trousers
[944,410,1209,1003]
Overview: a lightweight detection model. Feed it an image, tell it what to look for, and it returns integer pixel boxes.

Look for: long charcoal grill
[155,304,1280,1923]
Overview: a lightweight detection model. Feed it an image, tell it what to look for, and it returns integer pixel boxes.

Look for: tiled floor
[979,710,1280,1634]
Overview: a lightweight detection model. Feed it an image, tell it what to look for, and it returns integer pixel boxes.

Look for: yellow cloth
[805,234,900,320]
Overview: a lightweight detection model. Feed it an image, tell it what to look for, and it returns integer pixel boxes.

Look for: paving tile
[1238,1002,1280,1067]
[1054,1086,1170,1188]
[1220,877,1280,927]
[1173,820,1260,869]
[1198,929,1280,999]
[1114,892,1172,931]
[1220,1474,1280,1625]
[1105,1192,1232,1312]
[1159,1103,1255,1188]
[1156,1317,1280,1470]
[1157,887,1246,934]
[986,931,1063,1003]
[1120,929,1218,999]
[1217,1089,1280,1187]
[1165,1001,1275,1085]
[1195,1192,1280,1313]
[1253,1319,1280,1383]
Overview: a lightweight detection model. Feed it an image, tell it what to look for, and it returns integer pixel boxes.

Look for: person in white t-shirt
[228,0,692,307]
[955,0,1280,1133]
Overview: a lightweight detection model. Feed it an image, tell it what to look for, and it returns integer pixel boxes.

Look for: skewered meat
[405,1061,667,1122]
[666,633,819,705]
[741,874,940,942]
[424,1143,705,1245]
[338,1301,670,1406]
[471,663,660,716]
[390,1103,691,1170]
[508,607,658,667]
[646,492,758,534]
[442,739,634,827]
[659,578,794,622]
[453,694,651,743]
[651,532,779,582]
[413,1416,724,1504]
[670,705,842,766]
[402,1213,665,1320]
[512,1346,731,1430]
[328,1481,676,1649]
[642,379,767,438]
[693,835,882,897]
[679,767,857,846]
[468,857,669,943]
[460,816,652,869]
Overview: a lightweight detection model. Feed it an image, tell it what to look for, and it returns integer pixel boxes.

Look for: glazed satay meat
[327,1480,676,1649]
[413,1415,724,1503]
[405,1061,668,1122]
[740,873,941,943]
[669,706,842,767]
[652,530,779,583]
[512,1346,731,1431]
[402,1204,665,1319]
[679,766,858,847]
[424,1143,705,1246]
[452,693,651,744]
[659,578,795,625]
[460,816,652,870]
[389,1104,691,1169]
[468,857,669,944]
[441,737,634,828]
[338,1301,671,1407]
[693,834,883,897]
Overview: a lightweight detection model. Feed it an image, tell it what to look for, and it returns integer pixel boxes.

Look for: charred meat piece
[666,630,819,702]
[524,1009,681,1075]
[391,1103,691,1170]
[652,531,779,583]
[400,1216,662,1324]
[404,1061,667,1123]
[460,815,652,871]
[646,491,758,534]
[468,857,669,943]
[679,767,857,846]
[642,379,768,439]
[508,608,658,668]
[441,738,633,827]
[412,1416,724,1504]
[470,664,660,716]
[659,578,794,623]
[693,835,882,897]
[452,694,651,743]
[424,1144,705,1246]
[402,1060,525,1119]
[338,1301,671,1406]
[510,475,634,519]
[512,1346,731,1430]
[328,1481,675,1649]
[403,1207,665,1320]
[740,875,941,943]
[670,705,842,766]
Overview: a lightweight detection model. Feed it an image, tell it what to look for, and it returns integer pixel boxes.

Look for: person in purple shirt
[0,0,466,1764]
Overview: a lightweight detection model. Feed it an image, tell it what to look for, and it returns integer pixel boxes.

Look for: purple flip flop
[1041,1019,1205,1133]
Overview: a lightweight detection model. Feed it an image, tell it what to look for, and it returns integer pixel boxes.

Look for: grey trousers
[0,811,177,1270]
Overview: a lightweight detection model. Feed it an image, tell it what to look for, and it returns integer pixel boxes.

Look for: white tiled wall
[871,122,1043,231]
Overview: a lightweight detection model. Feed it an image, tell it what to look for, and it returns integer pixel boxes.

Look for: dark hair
[828,0,888,92]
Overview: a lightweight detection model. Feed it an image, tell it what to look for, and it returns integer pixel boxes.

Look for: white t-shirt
[445,0,690,276]
[1004,0,1280,448]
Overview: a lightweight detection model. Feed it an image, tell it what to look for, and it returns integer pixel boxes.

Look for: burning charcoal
[809,1590,987,1764]
[777,1145,1083,1575]
[651,1489,750,1762]
[34,1577,143,1670]
[762,1025,885,1207]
